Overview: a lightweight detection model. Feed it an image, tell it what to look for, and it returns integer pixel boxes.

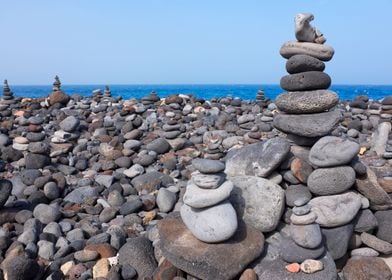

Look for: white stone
[183,181,233,208]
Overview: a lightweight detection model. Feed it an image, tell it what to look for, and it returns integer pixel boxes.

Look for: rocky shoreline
[1,15,392,280]
[0,76,391,280]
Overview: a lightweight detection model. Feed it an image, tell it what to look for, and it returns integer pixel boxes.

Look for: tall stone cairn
[104,85,112,97]
[272,13,374,274]
[2,80,14,101]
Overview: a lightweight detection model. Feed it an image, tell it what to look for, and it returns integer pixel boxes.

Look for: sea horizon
[6,83,392,101]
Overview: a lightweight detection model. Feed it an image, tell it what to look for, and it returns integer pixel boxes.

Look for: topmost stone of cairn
[294,13,326,44]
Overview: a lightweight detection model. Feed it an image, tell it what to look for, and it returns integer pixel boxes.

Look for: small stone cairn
[274,13,371,273]
[2,80,15,103]
[48,76,70,106]
[104,85,112,98]
[180,158,238,243]
[256,89,270,108]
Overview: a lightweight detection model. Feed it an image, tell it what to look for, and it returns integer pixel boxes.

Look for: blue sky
[1,0,391,85]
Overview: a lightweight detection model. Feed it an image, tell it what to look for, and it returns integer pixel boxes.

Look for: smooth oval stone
[309,191,362,227]
[183,181,233,208]
[351,247,379,257]
[280,71,331,91]
[276,90,339,114]
[290,223,322,249]
[180,201,238,243]
[230,176,285,232]
[309,136,360,167]
[308,166,356,195]
[286,54,325,74]
[192,158,225,174]
[285,184,312,207]
[280,41,335,61]
[191,172,225,189]
[279,237,325,263]
[274,111,341,138]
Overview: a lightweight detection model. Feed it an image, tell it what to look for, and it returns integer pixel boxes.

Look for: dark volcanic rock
[321,222,354,260]
[342,257,392,280]
[280,71,331,91]
[286,54,325,74]
[1,255,41,280]
[158,214,264,280]
[279,237,325,263]
[276,90,339,114]
[273,111,341,138]
[25,153,50,169]
[118,237,157,279]
[131,171,174,192]
[225,138,290,177]
[0,179,12,208]
[375,210,392,243]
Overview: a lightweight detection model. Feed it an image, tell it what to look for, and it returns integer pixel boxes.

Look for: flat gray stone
[225,138,290,177]
[274,111,341,138]
[280,41,335,61]
[192,158,225,174]
[309,191,362,227]
[183,180,233,208]
[309,136,360,167]
[191,172,225,189]
[230,176,285,232]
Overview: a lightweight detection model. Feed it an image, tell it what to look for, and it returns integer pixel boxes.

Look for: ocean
[7,84,392,101]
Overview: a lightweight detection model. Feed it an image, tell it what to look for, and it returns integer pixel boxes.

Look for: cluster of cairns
[0,15,392,280]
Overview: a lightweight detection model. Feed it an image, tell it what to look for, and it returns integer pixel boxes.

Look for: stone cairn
[273,13,372,273]
[2,80,15,103]
[180,158,238,243]
[256,88,270,108]
[48,76,70,106]
[104,85,112,98]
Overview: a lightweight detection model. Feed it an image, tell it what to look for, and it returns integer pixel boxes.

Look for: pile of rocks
[181,158,237,243]
[48,76,70,106]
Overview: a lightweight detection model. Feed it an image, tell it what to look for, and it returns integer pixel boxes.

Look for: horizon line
[7,83,392,87]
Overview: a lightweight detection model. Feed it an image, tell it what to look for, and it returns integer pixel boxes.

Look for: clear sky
[1,0,391,85]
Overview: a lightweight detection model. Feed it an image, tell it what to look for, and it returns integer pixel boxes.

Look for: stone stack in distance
[2,80,15,103]
[274,13,341,145]
[180,158,238,243]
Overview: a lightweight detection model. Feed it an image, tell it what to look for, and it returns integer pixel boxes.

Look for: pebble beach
[1,14,392,280]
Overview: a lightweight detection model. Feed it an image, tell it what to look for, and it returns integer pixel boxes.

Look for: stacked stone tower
[180,158,238,243]
[2,80,15,103]
[274,13,367,272]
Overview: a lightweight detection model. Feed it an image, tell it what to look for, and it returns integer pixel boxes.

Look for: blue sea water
[8,84,392,101]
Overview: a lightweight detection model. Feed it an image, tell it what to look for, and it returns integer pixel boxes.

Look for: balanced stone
[191,172,225,189]
[230,176,285,232]
[309,191,362,227]
[290,223,322,249]
[281,71,331,91]
[276,90,338,114]
[280,41,335,61]
[225,138,290,177]
[280,237,325,263]
[295,13,326,44]
[273,111,341,138]
[309,136,360,167]
[192,158,225,174]
[183,181,233,208]
[180,201,238,243]
[286,54,325,74]
[307,166,356,195]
